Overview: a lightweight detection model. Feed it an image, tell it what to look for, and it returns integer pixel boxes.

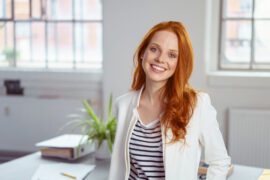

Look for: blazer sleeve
[109,97,120,180]
[108,97,126,180]
[199,93,231,180]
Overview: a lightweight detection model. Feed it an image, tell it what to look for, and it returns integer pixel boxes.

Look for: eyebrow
[150,43,178,53]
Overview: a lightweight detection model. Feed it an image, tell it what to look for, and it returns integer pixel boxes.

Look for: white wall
[103,0,270,153]
[0,71,102,152]
[0,97,82,151]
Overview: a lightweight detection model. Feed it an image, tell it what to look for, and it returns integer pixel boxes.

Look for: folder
[36,134,95,160]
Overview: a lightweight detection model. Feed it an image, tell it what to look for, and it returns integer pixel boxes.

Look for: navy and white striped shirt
[128,111,165,180]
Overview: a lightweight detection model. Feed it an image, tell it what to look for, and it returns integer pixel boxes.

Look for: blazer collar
[134,85,144,108]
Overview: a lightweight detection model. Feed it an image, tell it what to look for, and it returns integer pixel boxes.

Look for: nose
[155,52,166,63]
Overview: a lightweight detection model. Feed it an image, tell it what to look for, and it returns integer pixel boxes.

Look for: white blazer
[109,87,231,180]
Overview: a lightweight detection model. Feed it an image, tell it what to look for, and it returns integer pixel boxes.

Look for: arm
[199,93,231,180]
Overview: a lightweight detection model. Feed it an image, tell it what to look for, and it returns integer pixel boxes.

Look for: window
[219,0,270,71]
[0,0,102,70]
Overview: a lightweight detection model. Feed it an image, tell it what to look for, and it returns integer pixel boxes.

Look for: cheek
[142,52,152,67]
[169,61,178,72]
[144,50,157,61]
[141,59,147,72]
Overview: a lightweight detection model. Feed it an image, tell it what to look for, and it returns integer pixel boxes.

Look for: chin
[147,76,168,84]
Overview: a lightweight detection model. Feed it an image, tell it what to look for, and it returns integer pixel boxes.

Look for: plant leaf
[108,93,112,122]
[105,129,113,153]
[82,100,101,126]
[60,94,117,154]
[97,138,103,149]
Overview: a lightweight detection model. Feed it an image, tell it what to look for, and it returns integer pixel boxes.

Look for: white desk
[0,152,110,180]
[228,164,263,180]
[0,152,264,180]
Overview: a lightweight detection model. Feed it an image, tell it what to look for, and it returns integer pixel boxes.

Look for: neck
[142,80,166,105]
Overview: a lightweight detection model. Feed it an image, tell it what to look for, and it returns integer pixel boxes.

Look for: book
[36,134,95,160]
[198,160,234,177]
[40,148,73,159]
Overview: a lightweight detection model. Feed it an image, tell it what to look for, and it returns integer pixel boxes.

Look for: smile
[151,64,166,72]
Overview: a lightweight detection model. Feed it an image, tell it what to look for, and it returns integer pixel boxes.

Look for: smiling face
[141,30,179,86]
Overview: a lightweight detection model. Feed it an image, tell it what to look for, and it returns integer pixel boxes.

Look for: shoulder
[195,91,212,106]
[115,90,139,107]
[192,91,214,113]
[194,91,217,121]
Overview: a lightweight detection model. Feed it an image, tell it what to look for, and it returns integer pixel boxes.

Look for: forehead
[149,30,178,50]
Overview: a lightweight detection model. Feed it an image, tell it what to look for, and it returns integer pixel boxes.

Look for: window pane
[0,22,14,67]
[75,23,102,61]
[255,21,270,63]
[15,0,30,20]
[31,0,42,19]
[47,23,73,68]
[254,0,270,18]
[224,0,252,18]
[15,22,46,68]
[16,22,30,67]
[47,23,56,62]
[74,23,83,62]
[75,23,102,68]
[0,0,12,19]
[0,0,102,70]
[46,0,72,20]
[74,0,102,20]
[32,22,45,64]
[221,20,251,66]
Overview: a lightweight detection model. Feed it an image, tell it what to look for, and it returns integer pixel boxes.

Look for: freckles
[168,62,177,71]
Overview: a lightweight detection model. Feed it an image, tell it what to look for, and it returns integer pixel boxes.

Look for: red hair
[131,21,198,143]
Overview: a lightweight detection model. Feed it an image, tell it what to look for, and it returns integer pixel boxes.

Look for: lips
[150,64,166,73]
[151,64,166,72]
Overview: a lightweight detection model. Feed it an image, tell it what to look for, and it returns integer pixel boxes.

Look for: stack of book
[40,148,73,159]
[36,134,95,160]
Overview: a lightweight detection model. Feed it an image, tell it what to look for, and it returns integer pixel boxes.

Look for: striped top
[128,111,165,180]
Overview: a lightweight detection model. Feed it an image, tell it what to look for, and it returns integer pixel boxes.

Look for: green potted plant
[63,94,117,158]
[2,47,19,65]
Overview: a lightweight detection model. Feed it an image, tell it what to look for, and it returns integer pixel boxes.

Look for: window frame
[0,0,103,70]
[0,0,103,98]
[218,0,270,71]
[206,0,270,88]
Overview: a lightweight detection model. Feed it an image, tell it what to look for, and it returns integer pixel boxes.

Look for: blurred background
[0,0,269,169]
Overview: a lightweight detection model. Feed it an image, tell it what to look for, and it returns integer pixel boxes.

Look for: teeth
[152,65,165,71]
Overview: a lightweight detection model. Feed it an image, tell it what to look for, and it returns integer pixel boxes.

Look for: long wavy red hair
[131,21,198,143]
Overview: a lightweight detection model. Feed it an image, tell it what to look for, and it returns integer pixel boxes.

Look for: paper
[31,163,95,180]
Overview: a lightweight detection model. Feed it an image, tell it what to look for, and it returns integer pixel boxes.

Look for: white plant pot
[95,141,111,159]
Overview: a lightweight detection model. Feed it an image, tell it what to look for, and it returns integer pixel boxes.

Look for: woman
[109,21,231,180]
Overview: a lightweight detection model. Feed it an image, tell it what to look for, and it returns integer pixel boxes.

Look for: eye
[169,53,177,58]
[150,47,157,52]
